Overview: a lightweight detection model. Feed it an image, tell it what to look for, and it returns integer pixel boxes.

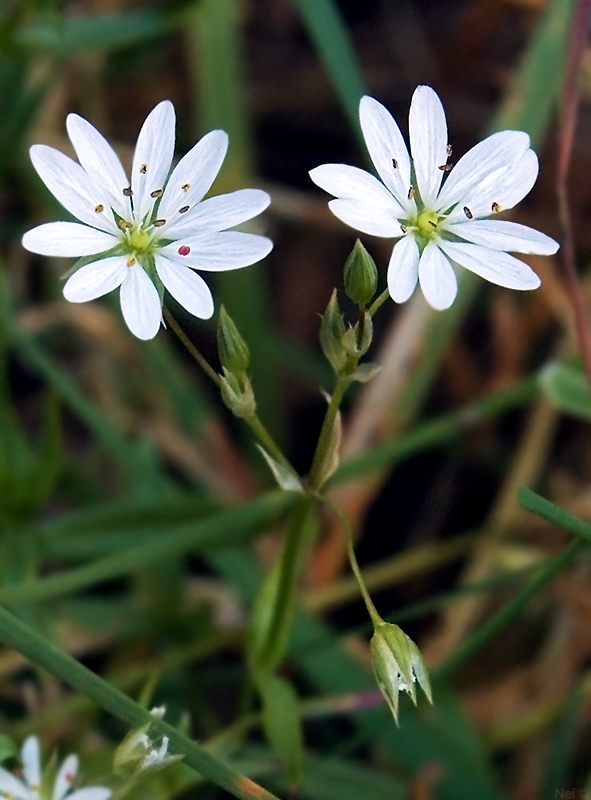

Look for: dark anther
[150,189,163,199]
[463,206,473,219]
[179,205,189,214]
[123,187,133,197]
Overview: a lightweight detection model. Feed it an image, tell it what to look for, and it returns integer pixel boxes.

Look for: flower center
[128,228,152,252]
[416,210,439,239]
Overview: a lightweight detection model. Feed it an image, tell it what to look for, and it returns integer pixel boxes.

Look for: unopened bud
[217,305,250,374]
[220,369,256,418]
[320,290,347,373]
[344,240,378,306]
[370,622,432,723]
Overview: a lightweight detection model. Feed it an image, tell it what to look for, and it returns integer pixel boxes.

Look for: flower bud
[370,622,432,723]
[217,305,250,374]
[319,290,347,373]
[220,369,256,418]
[344,240,378,306]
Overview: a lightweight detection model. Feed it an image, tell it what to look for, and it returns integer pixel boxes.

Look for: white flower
[0,736,110,800]
[309,86,558,310]
[22,101,273,339]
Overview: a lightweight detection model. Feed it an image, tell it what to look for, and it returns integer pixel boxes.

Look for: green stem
[0,605,281,800]
[308,377,349,490]
[368,288,390,317]
[244,414,297,477]
[163,307,222,387]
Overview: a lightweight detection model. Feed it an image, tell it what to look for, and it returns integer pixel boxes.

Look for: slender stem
[0,605,281,800]
[368,288,390,318]
[163,306,222,387]
[308,377,348,490]
[244,414,296,476]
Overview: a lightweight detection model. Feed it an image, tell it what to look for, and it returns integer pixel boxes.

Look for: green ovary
[415,210,439,239]
[128,228,153,252]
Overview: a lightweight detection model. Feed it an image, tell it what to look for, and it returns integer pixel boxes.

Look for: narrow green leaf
[542,684,585,800]
[259,675,303,788]
[518,487,591,542]
[540,361,591,421]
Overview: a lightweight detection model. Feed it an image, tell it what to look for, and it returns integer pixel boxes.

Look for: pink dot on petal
[178,245,190,256]
[65,773,75,783]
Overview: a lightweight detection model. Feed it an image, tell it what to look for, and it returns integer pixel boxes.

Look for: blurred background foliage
[1,0,591,798]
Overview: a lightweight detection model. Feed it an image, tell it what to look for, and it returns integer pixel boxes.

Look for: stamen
[408,186,415,200]
[182,183,190,192]
[95,204,104,213]
[392,158,398,169]
[150,189,163,198]
[400,224,407,233]
[153,219,166,227]
[65,773,75,783]
[127,254,137,266]
[463,206,473,219]
[140,164,148,174]
[119,220,133,230]
[178,245,191,256]
[178,205,189,214]
[447,144,452,156]
[491,201,501,213]
[123,187,133,197]
[438,164,452,172]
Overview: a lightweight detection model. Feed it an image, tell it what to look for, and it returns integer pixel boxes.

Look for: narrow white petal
[438,240,541,290]
[436,130,530,210]
[22,737,40,789]
[53,755,78,800]
[159,232,272,271]
[67,790,111,800]
[163,189,270,238]
[387,234,419,303]
[22,222,118,257]
[419,242,457,310]
[446,149,539,223]
[30,146,119,234]
[309,164,401,210]
[119,265,162,339]
[0,767,30,800]
[158,130,228,222]
[131,100,176,223]
[445,220,559,255]
[327,198,401,237]
[409,86,448,207]
[63,256,127,302]
[155,255,214,319]
[359,96,413,210]
[66,114,131,219]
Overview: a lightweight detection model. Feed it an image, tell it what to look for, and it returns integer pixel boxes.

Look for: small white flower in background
[310,85,559,310]
[0,736,110,800]
[114,709,180,779]
[22,101,272,339]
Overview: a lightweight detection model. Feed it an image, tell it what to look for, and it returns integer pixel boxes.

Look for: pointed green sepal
[220,369,256,418]
[344,240,378,306]
[217,305,250,374]
[320,290,347,373]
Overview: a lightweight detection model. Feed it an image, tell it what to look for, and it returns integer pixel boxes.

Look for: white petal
[446,149,539,223]
[309,164,401,210]
[0,767,29,800]
[445,220,558,255]
[387,234,419,302]
[119,264,162,339]
[66,114,131,219]
[53,755,78,800]
[131,100,176,223]
[359,96,413,210]
[409,86,448,207]
[158,130,228,221]
[22,222,118,257]
[22,737,40,790]
[155,255,214,319]
[438,240,541,290]
[327,199,401,237]
[159,232,272,271]
[63,256,128,302]
[163,188,270,238]
[67,790,111,800]
[436,130,530,210]
[418,242,457,310]
[30,146,120,234]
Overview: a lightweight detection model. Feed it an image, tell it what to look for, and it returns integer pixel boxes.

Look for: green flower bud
[217,305,250,374]
[342,311,373,359]
[370,622,432,723]
[344,240,378,306]
[220,369,256,418]
[320,290,347,373]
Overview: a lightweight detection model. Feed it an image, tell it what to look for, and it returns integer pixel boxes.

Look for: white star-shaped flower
[0,736,110,800]
[309,85,558,310]
[22,101,273,339]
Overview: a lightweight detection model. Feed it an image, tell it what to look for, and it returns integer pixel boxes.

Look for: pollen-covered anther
[182,183,190,192]
[491,201,501,213]
[178,245,190,256]
[119,220,133,230]
[438,163,452,172]
[150,189,163,198]
[153,219,166,227]
[392,158,398,169]
[123,187,133,197]
[447,144,452,156]
[65,773,75,783]
[179,205,189,213]
[408,186,415,200]
[400,224,407,233]
[127,254,137,266]
[140,163,147,174]
[463,206,473,219]
[95,204,104,213]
